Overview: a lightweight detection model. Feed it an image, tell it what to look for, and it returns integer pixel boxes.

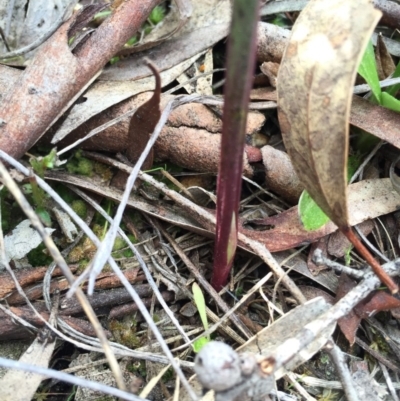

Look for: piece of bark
[261,145,303,204]
[57,92,265,163]
[109,291,174,319]
[6,268,144,305]
[155,126,254,176]
[249,87,277,101]
[0,265,78,299]
[60,284,152,316]
[256,22,290,63]
[0,303,111,341]
[0,0,162,160]
[374,0,400,29]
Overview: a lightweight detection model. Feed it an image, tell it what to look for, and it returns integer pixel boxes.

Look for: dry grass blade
[277,0,398,293]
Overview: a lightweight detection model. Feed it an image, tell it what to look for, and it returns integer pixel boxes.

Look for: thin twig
[325,340,360,401]
[342,227,398,293]
[379,362,399,401]
[355,337,400,372]
[0,358,149,401]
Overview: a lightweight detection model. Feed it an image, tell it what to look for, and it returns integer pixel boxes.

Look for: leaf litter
[2,0,400,400]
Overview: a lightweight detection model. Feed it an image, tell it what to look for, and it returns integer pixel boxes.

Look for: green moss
[125,36,138,46]
[71,200,87,219]
[27,243,53,267]
[112,236,126,251]
[93,162,114,182]
[54,184,77,204]
[109,319,141,349]
[128,360,146,377]
[149,5,165,24]
[66,151,93,176]
[109,56,120,65]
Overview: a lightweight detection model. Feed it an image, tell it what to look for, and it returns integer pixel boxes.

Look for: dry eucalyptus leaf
[0,0,77,65]
[277,0,381,228]
[126,61,161,169]
[244,178,400,252]
[51,54,201,144]
[376,33,396,79]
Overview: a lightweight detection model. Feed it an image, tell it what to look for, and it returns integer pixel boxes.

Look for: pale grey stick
[0,357,149,401]
[325,340,360,401]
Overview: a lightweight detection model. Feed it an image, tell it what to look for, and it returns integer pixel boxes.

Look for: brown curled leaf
[111,60,161,188]
[126,60,161,170]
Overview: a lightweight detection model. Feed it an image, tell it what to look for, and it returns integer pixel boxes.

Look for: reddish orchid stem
[342,226,398,294]
[211,0,260,291]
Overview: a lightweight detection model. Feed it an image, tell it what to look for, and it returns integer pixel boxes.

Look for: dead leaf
[358,290,400,318]
[336,272,400,345]
[0,0,77,65]
[351,95,400,149]
[336,273,363,345]
[0,301,59,401]
[116,0,192,57]
[127,61,161,170]
[244,178,400,252]
[277,0,381,228]
[277,0,398,293]
[375,33,396,80]
[2,220,55,266]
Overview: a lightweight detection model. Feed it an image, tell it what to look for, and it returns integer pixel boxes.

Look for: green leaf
[299,155,361,231]
[192,283,209,336]
[36,207,52,227]
[298,190,330,231]
[193,337,210,353]
[358,40,381,102]
[380,92,400,112]
[30,148,57,178]
[149,5,165,25]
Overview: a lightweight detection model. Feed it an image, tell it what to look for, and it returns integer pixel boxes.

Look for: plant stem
[342,226,398,294]
[211,0,260,290]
